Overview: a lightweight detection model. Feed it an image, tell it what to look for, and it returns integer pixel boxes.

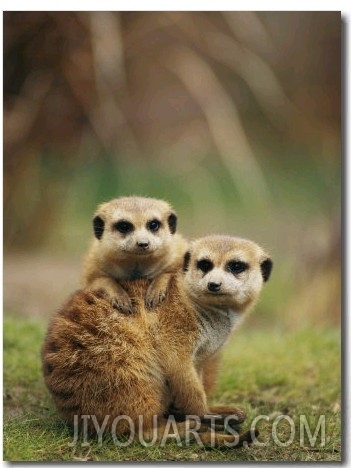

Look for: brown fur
[202,354,221,396]
[82,196,188,313]
[42,236,272,447]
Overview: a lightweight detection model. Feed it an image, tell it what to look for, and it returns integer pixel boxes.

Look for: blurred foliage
[3,12,341,327]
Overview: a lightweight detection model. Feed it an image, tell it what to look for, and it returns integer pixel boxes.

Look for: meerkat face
[92,197,177,257]
[183,235,272,311]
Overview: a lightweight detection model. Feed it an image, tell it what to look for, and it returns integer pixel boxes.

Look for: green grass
[3,316,341,462]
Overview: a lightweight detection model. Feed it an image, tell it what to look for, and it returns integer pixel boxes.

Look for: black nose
[137,241,149,249]
[207,282,222,292]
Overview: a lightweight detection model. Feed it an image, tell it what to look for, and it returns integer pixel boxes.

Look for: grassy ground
[3,315,341,462]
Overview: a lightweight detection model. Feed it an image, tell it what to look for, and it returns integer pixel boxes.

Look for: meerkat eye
[113,220,134,234]
[197,259,214,273]
[147,219,161,232]
[227,261,248,275]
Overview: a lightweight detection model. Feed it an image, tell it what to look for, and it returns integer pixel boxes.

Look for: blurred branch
[4,71,54,150]
[169,12,297,131]
[90,12,127,90]
[204,30,297,130]
[89,12,143,157]
[164,45,270,204]
[179,166,228,236]
[222,12,275,56]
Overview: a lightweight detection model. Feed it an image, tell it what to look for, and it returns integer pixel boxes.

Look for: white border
[1,6,348,467]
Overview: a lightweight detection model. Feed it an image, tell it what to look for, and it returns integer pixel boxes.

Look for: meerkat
[82,196,188,313]
[42,235,272,448]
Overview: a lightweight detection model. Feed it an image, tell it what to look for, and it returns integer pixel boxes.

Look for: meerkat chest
[123,263,149,280]
[194,307,242,362]
[107,256,165,280]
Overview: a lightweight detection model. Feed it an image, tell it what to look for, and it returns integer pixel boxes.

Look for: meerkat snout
[137,241,150,250]
[207,281,222,292]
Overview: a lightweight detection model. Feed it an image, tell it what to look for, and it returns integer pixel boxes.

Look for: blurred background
[3,11,341,329]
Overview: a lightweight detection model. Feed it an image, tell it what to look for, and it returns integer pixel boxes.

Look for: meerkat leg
[166,362,209,416]
[141,418,258,448]
[145,273,172,308]
[207,406,247,425]
[168,406,247,433]
[89,277,134,314]
[196,406,247,433]
[196,426,258,448]
[166,359,247,430]
[171,407,246,426]
[202,354,221,395]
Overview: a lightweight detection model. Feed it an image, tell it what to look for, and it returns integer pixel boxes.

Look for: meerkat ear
[93,215,105,240]
[183,251,191,272]
[167,213,177,234]
[260,258,273,282]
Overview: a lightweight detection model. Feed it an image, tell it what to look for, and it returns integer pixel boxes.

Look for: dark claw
[145,290,167,310]
[94,289,105,299]
[112,300,134,315]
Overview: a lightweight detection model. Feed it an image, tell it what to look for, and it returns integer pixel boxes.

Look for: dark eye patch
[197,259,214,274]
[93,216,104,240]
[113,220,134,234]
[227,261,248,275]
[147,219,161,232]
[261,258,273,282]
[167,213,177,234]
[183,251,191,272]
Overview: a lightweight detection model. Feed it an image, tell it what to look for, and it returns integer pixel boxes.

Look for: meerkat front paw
[109,293,135,315]
[92,286,134,315]
[145,284,167,309]
[145,273,171,309]
[88,277,135,315]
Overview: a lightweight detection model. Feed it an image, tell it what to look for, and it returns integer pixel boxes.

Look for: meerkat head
[92,196,178,258]
[182,235,272,312]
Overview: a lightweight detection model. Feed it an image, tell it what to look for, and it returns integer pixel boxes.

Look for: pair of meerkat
[42,197,272,448]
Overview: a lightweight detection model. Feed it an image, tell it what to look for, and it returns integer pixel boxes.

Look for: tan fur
[43,235,272,447]
[82,196,188,313]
